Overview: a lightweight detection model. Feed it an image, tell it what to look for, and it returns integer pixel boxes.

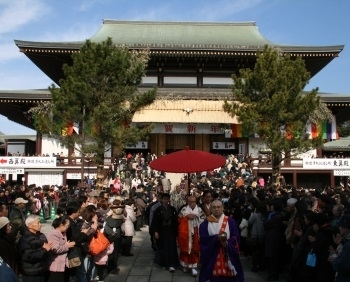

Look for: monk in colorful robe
[178,196,205,277]
[199,199,244,282]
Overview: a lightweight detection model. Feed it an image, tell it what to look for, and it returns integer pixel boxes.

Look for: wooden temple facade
[0,20,349,188]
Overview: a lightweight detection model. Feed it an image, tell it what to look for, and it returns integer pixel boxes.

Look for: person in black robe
[150,193,179,272]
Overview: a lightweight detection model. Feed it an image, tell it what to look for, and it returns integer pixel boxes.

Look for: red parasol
[149,146,226,173]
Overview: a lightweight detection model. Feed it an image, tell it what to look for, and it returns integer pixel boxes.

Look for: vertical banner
[239,143,246,154]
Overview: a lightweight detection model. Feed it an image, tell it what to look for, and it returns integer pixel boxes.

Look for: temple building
[0,20,349,188]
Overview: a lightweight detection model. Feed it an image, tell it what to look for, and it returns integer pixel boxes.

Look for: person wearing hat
[330,214,350,282]
[9,197,28,241]
[0,217,19,275]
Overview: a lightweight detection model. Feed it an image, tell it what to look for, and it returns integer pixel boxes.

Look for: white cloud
[193,0,264,21]
[0,0,49,35]
[0,42,23,62]
[0,67,54,90]
[123,0,264,22]
[128,6,172,21]
[40,22,99,42]
[77,0,118,12]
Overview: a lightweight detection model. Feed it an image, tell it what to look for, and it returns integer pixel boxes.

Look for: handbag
[306,249,316,267]
[67,247,81,268]
[89,230,110,256]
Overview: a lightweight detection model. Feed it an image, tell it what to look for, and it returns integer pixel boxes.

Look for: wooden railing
[55,157,113,167]
[54,156,304,169]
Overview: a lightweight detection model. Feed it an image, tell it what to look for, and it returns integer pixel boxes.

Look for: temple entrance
[166,134,195,153]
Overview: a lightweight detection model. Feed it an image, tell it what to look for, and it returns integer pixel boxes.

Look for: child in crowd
[94,243,114,282]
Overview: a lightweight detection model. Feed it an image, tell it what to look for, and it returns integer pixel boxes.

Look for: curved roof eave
[14,40,85,50]
[14,39,344,55]
[14,20,343,54]
[15,19,344,53]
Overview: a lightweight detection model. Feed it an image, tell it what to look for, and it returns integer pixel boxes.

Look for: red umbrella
[149,146,226,173]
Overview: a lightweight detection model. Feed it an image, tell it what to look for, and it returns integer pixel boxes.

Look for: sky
[0,0,349,135]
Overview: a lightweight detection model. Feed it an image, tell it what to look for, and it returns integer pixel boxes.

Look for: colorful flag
[230,124,242,138]
[306,116,339,140]
[62,122,74,136]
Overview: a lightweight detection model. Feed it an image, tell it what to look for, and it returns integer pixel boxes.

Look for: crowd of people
[0,152,350,282]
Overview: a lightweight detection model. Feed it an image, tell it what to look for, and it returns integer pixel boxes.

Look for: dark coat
[264,211,285,258]
[66,217,90,258]
[9,205,26,237]
[0,235,19,274]
[298,224,317,279]
[151,204,178,237]
[332,238,350,282]
[311,225,335,282]
[151,204,179,268]
[17,228,49,276]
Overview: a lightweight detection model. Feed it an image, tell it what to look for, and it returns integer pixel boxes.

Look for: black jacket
[0,235,19,274]
[9,206,26,237]
[17,228,49,276]
[66,217,90,258]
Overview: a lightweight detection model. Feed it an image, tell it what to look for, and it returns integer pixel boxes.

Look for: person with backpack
[103,198,125,274]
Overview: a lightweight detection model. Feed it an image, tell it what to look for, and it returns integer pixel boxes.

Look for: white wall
[248,138,317,159]
[248,138,267,158]
[42,136,111,161]
[42,136,68,156]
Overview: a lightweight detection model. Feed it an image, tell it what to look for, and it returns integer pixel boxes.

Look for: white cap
[0,217,10,229]
[287,198,297,206]
[14,197,28,204]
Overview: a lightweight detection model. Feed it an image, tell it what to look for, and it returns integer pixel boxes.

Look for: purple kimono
[199,216,244,282]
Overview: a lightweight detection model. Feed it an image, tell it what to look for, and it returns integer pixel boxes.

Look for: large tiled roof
[323,137,350,151]
[90,20,273,50]
[13,20,344,87]
[15,20,343,53]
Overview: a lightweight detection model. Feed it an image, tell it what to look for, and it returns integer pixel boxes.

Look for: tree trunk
[96,164,105,189]
[271,152,282,188]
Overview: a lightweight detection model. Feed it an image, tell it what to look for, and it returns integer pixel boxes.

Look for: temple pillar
[36,133,42,155]
[195,134,203,150]
[157,134,166,156]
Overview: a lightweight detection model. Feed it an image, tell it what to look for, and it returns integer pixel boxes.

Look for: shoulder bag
[67,247,81,268]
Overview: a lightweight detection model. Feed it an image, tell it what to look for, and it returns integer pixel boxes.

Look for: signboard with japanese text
[0,157,57,168]
[212,142,235,150]
[66,173,97,180]
[334,170,350,176]
[303,158,350,170]
[27,172,63,186]
[0,168,24,174]
[125,141,148,149]
[148,123,223,134]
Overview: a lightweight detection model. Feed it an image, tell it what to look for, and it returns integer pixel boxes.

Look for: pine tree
[30,38,156,188]
[224,46,332,186]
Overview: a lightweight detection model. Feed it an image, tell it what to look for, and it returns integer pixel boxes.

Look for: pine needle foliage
[31,38,156,166]
[224,46,330,184]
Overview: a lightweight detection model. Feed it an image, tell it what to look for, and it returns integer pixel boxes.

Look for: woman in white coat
[121,198,137,256]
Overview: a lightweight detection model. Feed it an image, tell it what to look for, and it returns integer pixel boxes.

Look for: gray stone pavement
[41,220,288,282]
